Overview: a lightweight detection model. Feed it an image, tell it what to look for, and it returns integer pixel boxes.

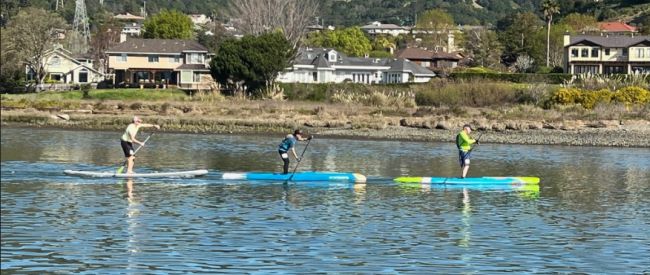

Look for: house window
[591,49,598,58]
[604,66,625,74]
[188,53,204,64]
[312,72,317,82]
[193,72,202,82]
[148,55,159,63]
[604,49,610,55]
[574,65,599,74]
[50,56,61,66]
[50,73,63,82]
[119,54,127,62]
[421,61,430,67]
[170,56,181,63]
[581,49,588,57]
[78,69,88,83]
[571,49,578,57]
[622,48,628,56]
[636,48,644,58]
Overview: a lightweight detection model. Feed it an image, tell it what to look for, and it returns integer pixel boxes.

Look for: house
[395,47,462,70]
[106,37,215,90]
[598,22,638,35]
[277,48,435,84]
[122,22,143,36]
[360,21,410,37]
[114,13,145,21]
[563,34,650,74]
[26,45,104,84]
[189,14,211,29]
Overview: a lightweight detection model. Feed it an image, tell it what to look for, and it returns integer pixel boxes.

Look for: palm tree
[541,0,560,67]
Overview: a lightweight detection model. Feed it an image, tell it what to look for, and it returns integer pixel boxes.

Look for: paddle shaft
[287,138,311,181]
[469,132,483,152]
[117,134,152,173]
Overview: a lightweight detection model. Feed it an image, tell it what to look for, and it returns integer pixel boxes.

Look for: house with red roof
[598,22,638,34]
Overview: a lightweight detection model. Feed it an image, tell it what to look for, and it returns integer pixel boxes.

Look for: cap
[293,129,303,136]
[463,124,473,130]
[133,116,143,123]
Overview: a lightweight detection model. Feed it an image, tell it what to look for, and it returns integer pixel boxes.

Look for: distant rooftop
[107,38,208,54]
[598,22,637,33]
[114,13,145,21]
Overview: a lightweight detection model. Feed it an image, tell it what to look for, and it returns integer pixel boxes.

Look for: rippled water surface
[2,128,649,273]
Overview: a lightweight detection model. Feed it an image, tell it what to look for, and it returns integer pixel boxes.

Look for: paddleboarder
[456,124,479,178]
[278,129,312,174]
[120,116,160,174]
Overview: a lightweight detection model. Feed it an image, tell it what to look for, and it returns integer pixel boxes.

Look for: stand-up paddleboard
[394,176,540,185]
[64,169,209,178]
[222,171,367,183]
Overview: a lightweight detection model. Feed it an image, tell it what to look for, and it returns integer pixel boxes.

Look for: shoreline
[2,110,649,147]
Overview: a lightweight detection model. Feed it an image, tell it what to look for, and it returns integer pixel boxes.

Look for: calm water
[1,127,649,273]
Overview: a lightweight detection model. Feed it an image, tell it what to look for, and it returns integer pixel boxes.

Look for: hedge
[450,72,572,84]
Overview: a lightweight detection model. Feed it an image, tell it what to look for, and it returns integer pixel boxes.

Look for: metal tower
[71,0,90,54]
[55,0,64,11]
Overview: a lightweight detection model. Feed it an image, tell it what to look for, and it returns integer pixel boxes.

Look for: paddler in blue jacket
[456,124,479,178]
[278,129,311,174]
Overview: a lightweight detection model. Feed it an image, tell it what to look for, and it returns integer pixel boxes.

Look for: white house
[277,48,435,84]
[360,21,410,37]
[26,45,104,84]
[122,22,143,36]
[563,34,650,74]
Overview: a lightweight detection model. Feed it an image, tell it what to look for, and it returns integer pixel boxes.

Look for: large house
[26,45,104,84]
[360,21,410,37]
[563,34,650,74]
[277,48,435,84]
[106,37,214,90]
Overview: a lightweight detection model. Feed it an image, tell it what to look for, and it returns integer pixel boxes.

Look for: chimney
[120,33,127,43]
[563,32,570,47]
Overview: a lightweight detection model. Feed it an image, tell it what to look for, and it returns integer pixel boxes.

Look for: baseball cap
[463,124,473,130]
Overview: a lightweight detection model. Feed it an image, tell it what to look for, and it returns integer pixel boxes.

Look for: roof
[114,13,145,21]
[294,48,434,76]
[360,22,407,30]
[567,35,650,48]
[599,22,637,33]
[395,48,434,60]
[387,59,435,76]
[395,48,462,61]
[107,38,208,54]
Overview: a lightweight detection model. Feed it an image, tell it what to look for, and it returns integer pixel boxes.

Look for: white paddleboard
[64,169,209,178]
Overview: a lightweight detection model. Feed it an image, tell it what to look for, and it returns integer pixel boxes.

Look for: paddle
[287,137,312,182]
[116,134,152,174]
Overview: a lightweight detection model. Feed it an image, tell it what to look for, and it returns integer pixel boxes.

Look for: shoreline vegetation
[2,82,649,148]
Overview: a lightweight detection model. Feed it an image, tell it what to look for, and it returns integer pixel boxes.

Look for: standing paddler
[278,129,312,174]
[456,124,479,178]
[120,116,160,174]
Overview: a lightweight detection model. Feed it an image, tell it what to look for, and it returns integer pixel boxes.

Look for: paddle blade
[116,166,125,174]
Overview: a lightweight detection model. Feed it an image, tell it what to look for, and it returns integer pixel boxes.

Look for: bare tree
[514,54,534,73]
[90,18,122,75]
[228,0,319,49]
[3,8,67,87]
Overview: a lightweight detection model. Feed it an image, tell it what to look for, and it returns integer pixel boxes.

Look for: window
[188,53,204,64]
[581,49,588,57]
[636,48,644,58]
[50,73,63,81]
[148,55,159,62]
[604,66,625,74]
[119,54,127,62]
[193,72,202,83]
[622,48,628,56]
[50,56,61,66]
[574,65,599,74]
[591,49,598,58]
[605,49,610,55]
[421,61,430,67]
[312,72,317,82]
[571,49,579,57]
[78,69,88,83]
[170,56,181,63]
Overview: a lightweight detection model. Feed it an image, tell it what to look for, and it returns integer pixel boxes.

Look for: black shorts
[121,140,135,157]
[459,150,471,167]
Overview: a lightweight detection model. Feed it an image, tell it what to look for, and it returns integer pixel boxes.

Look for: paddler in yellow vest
[456,124,479,178]
[120,116,160,174]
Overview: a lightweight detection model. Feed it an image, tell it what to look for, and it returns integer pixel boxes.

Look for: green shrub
[551,88,581,105]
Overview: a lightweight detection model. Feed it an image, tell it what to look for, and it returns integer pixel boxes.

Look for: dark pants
[279,150,290,174]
